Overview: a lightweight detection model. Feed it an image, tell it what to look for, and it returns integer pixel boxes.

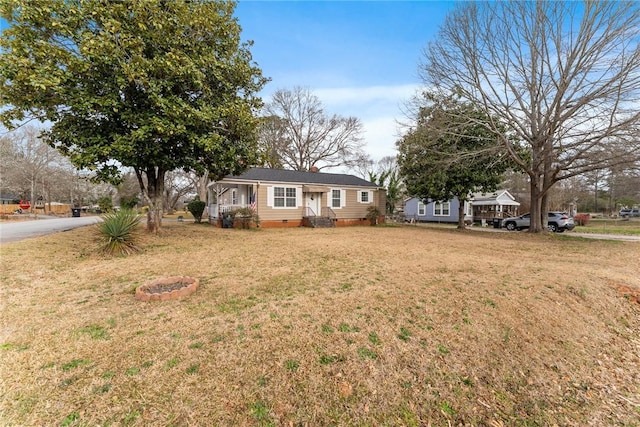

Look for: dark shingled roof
[222,167,377,188]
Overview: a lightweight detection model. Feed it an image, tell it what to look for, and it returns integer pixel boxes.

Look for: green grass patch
[319,354,345,365]
[284,360,300,372]
[368,332,382,345]
[357,347,378,360]
[338,323,360,333]
[125,367,140,376]
[61,359,92,371]
[321,324,334,334]
[77,324,110,340]
[440,400,456,416]
[398,327,412,341]
[166,358,179,369]
[61,412,79,426]
[249,400,275,427]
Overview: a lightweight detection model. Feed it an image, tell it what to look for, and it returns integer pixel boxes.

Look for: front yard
[1,224,638,426]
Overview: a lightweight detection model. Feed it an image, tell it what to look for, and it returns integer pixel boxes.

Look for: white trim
[269,185,300,209]
[418,201,426,216]
[358,190,373,204]
[433,201,450,216]
[267,186,273,207]
[330,188,343,209]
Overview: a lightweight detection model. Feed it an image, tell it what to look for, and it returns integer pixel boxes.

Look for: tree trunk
[30,178,35,215]
[147,195,163,233]
[541,193,550,230]
[457,199,466,229]
[196,174,209,203]
[529,176,544,233]
[135,167,166,233]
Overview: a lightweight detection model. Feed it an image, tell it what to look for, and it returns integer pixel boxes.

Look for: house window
[331,189,341,208]
[231,190,238,205]
[359,191,369,203]
[273,187,297,208]
[418,202,426,216]
[434,201,450,216]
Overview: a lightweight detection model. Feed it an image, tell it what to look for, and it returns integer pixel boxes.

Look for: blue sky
[235,1,455,162]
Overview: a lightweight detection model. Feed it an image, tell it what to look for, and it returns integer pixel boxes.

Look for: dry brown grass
[1,223,639,426]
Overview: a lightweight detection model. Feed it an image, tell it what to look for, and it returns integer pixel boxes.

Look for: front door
[305,192,321,216]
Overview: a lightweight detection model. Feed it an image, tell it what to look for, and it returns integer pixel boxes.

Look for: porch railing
[213,204,250,216]
[303,207,317,217]
[321,207,336,219]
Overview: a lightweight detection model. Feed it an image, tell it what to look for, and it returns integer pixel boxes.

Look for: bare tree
[263,87,365,171]
[163,170,196,214]
[256,115,287,169]
[421,1,640,231]
[348,153,375,180]
[1,126,65,213]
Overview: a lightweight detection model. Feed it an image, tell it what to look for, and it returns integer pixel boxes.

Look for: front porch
[302,206,336,228]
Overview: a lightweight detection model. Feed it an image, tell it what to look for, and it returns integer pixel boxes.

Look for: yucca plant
[96,209,142,256]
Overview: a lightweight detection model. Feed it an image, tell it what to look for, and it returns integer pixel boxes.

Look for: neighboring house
[403,190,520,225]
[0,193,19,205]
[207,167,386,227]
[403,196,473,224]
[469,190,520,223]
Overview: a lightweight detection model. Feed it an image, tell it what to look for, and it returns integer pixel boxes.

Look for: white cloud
[314,84,419,107]
[315,84,420,161]
[361,116,403,160]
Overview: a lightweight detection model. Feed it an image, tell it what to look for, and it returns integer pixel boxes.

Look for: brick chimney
[309,166,319,173]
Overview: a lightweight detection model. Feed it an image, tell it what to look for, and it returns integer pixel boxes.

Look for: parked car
[619,208,640,218]
[502,212,575,232]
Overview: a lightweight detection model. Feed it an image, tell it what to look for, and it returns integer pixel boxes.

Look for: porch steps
[305,216,335,228]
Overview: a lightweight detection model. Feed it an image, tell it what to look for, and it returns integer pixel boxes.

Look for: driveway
[0,216,102,244]
[568,232,640,242]
[469,225,640,242]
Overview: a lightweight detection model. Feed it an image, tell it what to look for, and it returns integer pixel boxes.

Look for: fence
[0,203,72,216]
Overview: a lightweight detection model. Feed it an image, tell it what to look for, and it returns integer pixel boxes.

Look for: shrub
[96,209,142,256]
[366,205,382,225]
[229,207,260,228]
[574,213,591,226]
[187,196,206,223]
[119,196,139,210]
[97,195,113,213]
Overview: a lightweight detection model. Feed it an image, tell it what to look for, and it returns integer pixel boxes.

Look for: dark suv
[502,212,575,233]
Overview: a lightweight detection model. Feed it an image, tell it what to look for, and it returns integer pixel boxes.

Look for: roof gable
[217,167,378,188]
[471,190,520,206]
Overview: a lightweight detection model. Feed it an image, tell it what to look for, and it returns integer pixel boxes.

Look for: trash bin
[493,218,502,229]
[72,208,81,217]
[222,213,234,228]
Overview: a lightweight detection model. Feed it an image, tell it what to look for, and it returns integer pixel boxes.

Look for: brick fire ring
[135,276,199,301]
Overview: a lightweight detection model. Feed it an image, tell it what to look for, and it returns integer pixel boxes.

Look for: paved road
[0,216,102,244]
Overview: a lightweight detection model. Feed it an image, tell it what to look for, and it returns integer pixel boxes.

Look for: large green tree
[397,95,511,229]
[0,0,267,232]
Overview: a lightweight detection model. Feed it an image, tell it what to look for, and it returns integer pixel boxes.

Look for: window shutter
[296,187,302,207]
[267,187,273,207]
[368,190,373,204]
[341,189,347,208]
